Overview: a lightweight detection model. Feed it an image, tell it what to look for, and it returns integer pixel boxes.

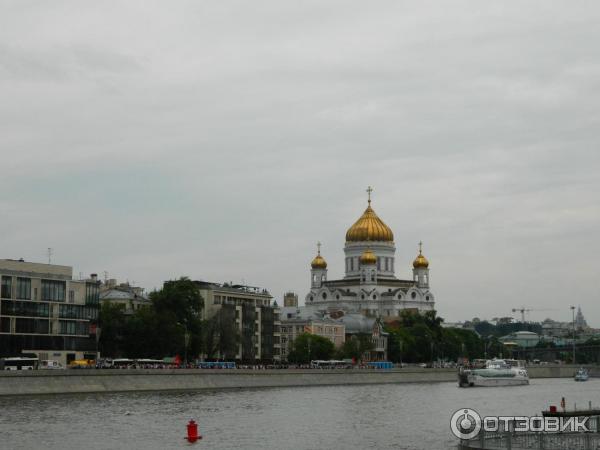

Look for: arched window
[322,292,327,300]
[372,295,377,300]
[411,292,416,299]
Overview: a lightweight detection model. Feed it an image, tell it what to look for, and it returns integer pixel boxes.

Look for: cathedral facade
[305,189,436,320]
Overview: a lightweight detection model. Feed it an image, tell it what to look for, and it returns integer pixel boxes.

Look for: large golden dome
[345,200,394,242]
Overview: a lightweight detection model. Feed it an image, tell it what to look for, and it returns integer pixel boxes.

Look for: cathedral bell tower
[412,241,430,289]
[310,242,327,289]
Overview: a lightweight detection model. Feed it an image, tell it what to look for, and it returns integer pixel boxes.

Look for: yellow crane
[511,307,556,323]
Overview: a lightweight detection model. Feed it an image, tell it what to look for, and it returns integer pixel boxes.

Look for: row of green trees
[286,333,375,363]
[99,278,237,360]
[385,311,501,364]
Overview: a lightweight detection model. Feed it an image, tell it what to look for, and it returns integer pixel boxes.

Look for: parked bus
[310,360,352,369]
[0,357,39,371]
[111,358,135,368]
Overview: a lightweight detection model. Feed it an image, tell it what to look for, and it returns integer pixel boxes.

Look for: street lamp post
[96,327,102,361]
[570,306,576,364]
[184,329,190,367]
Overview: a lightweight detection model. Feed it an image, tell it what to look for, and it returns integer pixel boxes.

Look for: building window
[16,278,31,300]
[350,258,354,271]
[322,293,327,300]
[373,295,377,300]
[1,276,12,299]
[41,280,66,302]
[426,296,430,301]
[411,292,416,299]
[377,257,381,271]
[69,290,75,303]
[385,258,389,271]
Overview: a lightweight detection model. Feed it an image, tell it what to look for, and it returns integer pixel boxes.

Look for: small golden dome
[311,254,327,269]
[413,242,429,268]
[360,248,377,265]
[311,242,327,269]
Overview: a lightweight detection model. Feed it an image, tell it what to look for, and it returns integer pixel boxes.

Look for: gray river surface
[0,378,597,450]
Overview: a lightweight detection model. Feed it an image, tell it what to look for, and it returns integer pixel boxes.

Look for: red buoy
[186,419,202,442]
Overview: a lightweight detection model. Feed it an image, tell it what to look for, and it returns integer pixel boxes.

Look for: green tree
[287,333,335,364]
[98,302,127,357]
[338,333,374,362]
[148,277,205,359]
[202,308,240,360]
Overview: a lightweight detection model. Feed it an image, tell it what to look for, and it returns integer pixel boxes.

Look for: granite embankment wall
[0,365,586,396]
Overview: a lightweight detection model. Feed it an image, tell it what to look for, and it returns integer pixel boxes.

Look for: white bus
[0,357,39,371]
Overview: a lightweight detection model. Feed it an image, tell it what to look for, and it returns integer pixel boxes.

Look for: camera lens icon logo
[450,408,482,439]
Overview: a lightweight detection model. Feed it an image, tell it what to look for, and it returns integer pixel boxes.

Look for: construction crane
[511,307,556,323]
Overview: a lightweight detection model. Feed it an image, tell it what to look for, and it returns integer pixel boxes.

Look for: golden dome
[413,242,429,268]
[311,254,327,269]
[345,199,394,242]
[360,248,377,265]
[311,242,327,269]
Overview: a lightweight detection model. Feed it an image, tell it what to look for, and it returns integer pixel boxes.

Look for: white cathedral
[305,188,436,320]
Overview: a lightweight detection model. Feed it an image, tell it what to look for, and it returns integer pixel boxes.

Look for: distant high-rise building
[575,306,588,330]
[283,292,298,307]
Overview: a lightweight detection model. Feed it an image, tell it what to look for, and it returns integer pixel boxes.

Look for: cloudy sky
[2,1,599,324]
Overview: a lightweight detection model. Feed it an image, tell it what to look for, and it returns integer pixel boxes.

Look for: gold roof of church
[310,242,327,269]
[345,200,394,242]
[413,242,429,268]
[359,248,377,265]
[311,254,327,269]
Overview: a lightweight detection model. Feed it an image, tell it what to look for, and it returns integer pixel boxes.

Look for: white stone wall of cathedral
[306,283,435,315]
[343,241,396,279]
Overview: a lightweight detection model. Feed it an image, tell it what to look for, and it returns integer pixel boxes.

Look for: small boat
[458,359,529,387]
[575,368,589,382]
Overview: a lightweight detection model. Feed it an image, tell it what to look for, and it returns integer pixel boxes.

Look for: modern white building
[304,188,436,320]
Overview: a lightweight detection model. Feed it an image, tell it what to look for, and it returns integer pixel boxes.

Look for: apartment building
[0,259,100,366]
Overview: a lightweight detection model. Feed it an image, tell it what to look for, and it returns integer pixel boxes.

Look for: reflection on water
[0,378,596,449]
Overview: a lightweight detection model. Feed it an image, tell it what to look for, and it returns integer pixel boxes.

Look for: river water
[0,378,595,449]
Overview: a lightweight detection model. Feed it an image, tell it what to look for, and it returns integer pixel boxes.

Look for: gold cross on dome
[366,186,373,204]
[418,241,423,254]
[317,241,322,255]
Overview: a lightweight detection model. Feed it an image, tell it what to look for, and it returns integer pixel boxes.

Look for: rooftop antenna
[47,248,53,264]
[103,271,109,283]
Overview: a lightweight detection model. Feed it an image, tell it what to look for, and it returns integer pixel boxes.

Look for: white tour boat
[458,359,529,387]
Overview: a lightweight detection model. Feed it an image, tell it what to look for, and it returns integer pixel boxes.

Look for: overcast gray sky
[2,1,599,325]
